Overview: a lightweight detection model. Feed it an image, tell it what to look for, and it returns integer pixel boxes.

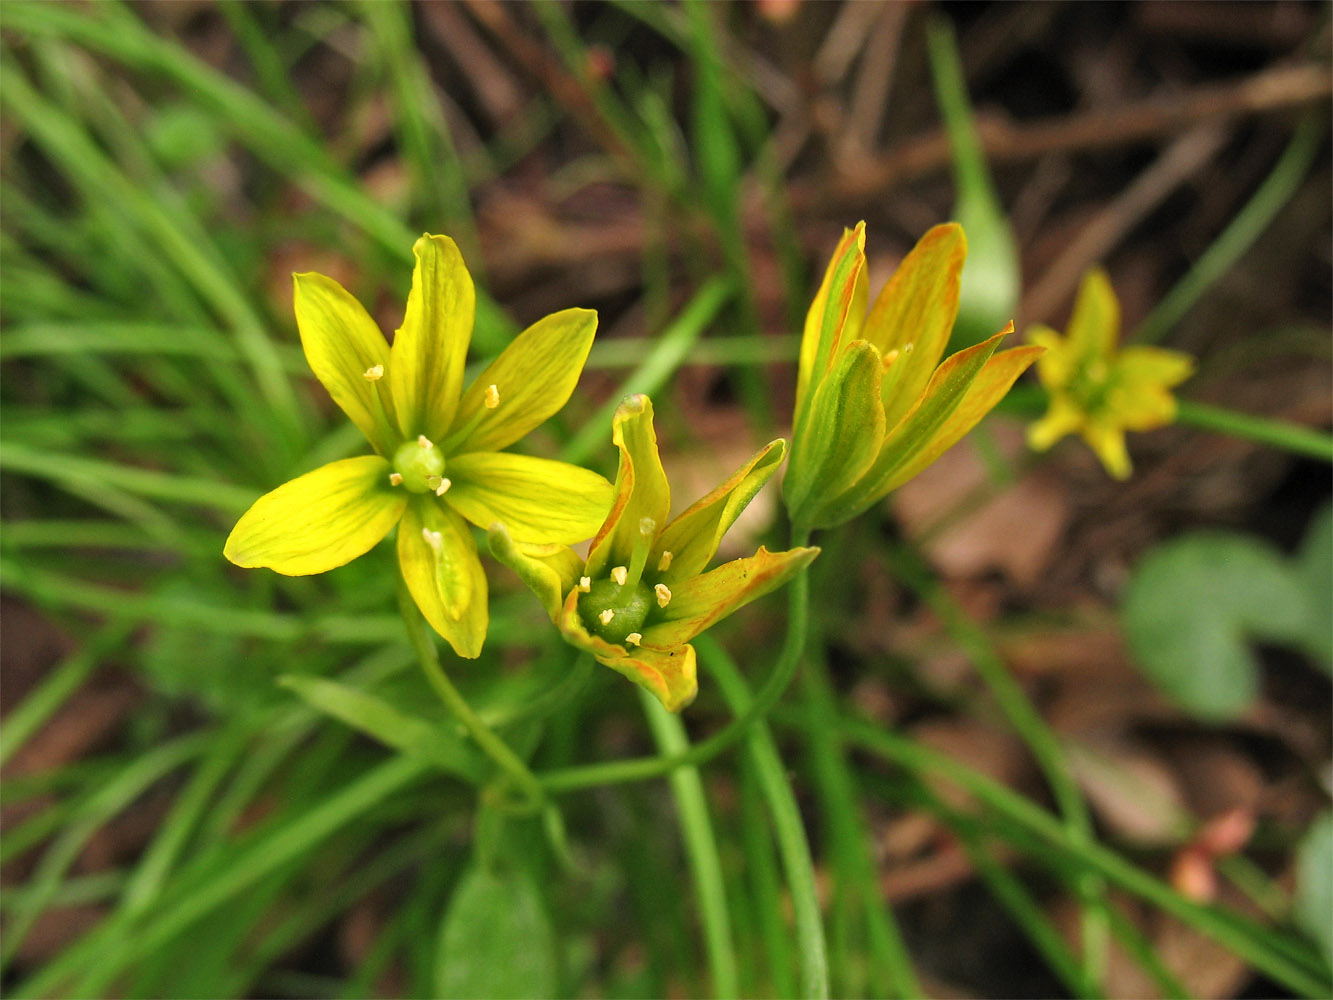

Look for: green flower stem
[639,689,739,1000]
[824,715,1332,1000]
[1176,400,1333,463]
[396,578,545,811]
[886,543,1110,986]
[1134,113,1323,346]
[801,651,922,999]
[539,529,812,793]
[702,638,829,1000]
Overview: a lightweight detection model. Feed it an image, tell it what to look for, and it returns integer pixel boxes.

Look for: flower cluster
[784,222,1043,532]
[1026,268,1194,479]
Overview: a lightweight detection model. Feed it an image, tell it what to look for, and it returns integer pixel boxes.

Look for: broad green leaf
[446,452,612,546]
[1122,532,1309,720]
[448,308,598,455]
[224,456,404,576]
[435,863,558,1000]
[1294,811,1333,968]
[279,675,484,781]
[391,234,474,443]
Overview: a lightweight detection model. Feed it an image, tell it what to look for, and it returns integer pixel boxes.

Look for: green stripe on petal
[447,452,613,545]
[643,545,819,649]
[879,343,1043,494]
[224,455,404,575]
[795,224,867,435]
[391,234,475,443]
[656,439,786,584]
[488,523,582,620]
[293,273,396,455]
[784,340,885,532]
[398,499,487,658]
[587,395,670,578]
[865,223,967,431]
[448,308,598,455]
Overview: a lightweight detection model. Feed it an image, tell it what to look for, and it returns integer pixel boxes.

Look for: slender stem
[1176,399,1333,463]
[1134,113,1323,345]
[887,543,1110,985]
[639,690,739,1000]
[704,638,829,1000]
[539,529,812,793]
[395,579,546,811]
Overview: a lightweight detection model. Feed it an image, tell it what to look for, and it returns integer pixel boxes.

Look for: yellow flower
[784,222,1043,532]
[489,395,819,712]
[1027,268,1195,479]
[224,234,613,657]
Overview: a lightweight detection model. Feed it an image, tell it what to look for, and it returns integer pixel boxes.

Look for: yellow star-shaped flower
[224,234,613,657]
[1027,268,1195,479]
[489,395,818,712]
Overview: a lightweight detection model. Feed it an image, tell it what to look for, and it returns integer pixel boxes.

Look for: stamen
[611,566,628,586]
[417,434,434,450]
[484,384,500,409]
[389,472,403,486]
[657,551,673,572]
[421,528,444,554]
[654,583,672,608]
[625,632,642,646]
[599,609,615,625]
[363,364,384,381]
[434,477,452,496]
[578,576,592,593]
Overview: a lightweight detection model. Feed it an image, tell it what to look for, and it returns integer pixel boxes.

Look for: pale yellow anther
[599,609,615,625]
[903,342,915,354]
[578,576,592,593]
[363,364,384,381]
[421,528,444,553]
[654,583,672,608]
[388,472,403,486]
[657,551,673,572]
[417,434,434,450]
[882,349,900,368]
[484,384,500,409]
[434,477,452,496]
[611,566,628,586]
[625,632,642,646]
[639,517,656,536]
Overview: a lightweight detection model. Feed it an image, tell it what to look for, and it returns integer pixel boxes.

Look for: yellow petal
[398,499,487,657]
[224,456,404,576]
[1116,346,1195,390]
[292,273,396,455]
[784,340,885,531]
[1027,394,1086,451]
[864,223,967,430]
[1027,326,1075,390]
[879,343,1044,494]
[487,523,582,620]
[1066,268,1119,360]
[643,545,819,649]
[1082,420,1132,480]
[587,395,670,578]
[655,439,786,584]
[555,591,698,711]
[796,223,866,424]
[446,452,613,545]
[448,308,598,454]
[391,234,475,443]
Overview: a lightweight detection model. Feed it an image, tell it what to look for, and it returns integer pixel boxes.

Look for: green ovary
[578,578,654,645]
[391,440,446,493]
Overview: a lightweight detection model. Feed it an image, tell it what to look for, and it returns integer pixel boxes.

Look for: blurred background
[2,2,1330,998]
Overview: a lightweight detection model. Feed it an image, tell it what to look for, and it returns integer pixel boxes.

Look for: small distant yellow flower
[785,222,1043,532]
[1027,268,1195,480]
[224,234,613,657]
[489,395,819,712]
